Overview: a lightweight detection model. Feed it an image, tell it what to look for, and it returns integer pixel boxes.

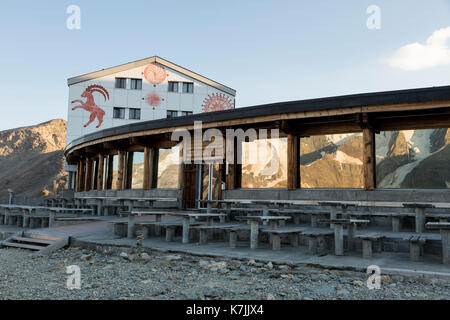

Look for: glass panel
[300,133,363,188]
[241,138,287,188]
[157,146,180,188]
[131,152,145,189]
[376,128,450,188]
[111,155,119,190]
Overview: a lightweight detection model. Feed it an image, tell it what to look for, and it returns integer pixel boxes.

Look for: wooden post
[85,158,93,191]
[151,148,159,188]
[117,150,125,190]
[97,154,104,191]
[143,146,151,189]
[106,155,114,189]
[287,133,299,190]
[76,159,84,192]
[126,152,134,189]
[363,128,376,190]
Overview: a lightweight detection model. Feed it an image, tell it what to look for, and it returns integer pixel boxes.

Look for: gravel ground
[0,247,449,300]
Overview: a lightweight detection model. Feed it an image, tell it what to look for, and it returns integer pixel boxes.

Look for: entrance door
[182,164,197,209]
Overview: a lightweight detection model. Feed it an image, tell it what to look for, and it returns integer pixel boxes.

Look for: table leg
[250,220,259,249]
[182,217,190,244]
[97,200,103,216]
[155,215,162,236]
[262,206,269,225]
[415,208,425,233]
[441,229,450,265]
[334,224,344,256]
[127,215,135,238]
[4,208,9,225]
[330,207,338,230]
[23,209,29,228]
[347,224,355,251]
[49,212,55,228]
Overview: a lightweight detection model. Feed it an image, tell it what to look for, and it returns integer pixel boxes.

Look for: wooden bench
[405,235,428,262]
[301,229,334,255]
[261,227,306,250]
[354,233,385,259]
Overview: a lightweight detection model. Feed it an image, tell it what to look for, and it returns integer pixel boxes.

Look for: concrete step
[11,236,53,245]
[2,241,44,251]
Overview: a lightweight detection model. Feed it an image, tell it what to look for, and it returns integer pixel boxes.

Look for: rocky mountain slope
[0,119,68,199]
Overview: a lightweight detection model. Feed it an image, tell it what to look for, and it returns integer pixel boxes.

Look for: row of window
[113,107,141,120]
[112,107,193,120]
[115,77,194,93]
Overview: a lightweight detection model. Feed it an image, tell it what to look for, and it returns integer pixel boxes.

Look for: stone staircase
[0,231,69,256]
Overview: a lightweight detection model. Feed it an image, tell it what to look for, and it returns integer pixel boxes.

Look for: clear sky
[0,0,449,130]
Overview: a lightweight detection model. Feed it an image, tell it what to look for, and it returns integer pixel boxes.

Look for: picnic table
[235,216,291,249]
[403,203,435,233]
[318,218,370,256]
[120,211,169,238]
[167,212,226,244]
[426,222,450,265]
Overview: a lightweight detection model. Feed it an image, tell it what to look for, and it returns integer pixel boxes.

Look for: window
[181,111,193,116]
[167,110,178,118]
[130,79,142,90]
[168,81,179,92]
[115,78,126,89]
[129,108,141,120]
[182,82,194,93]
[113,107,125,119]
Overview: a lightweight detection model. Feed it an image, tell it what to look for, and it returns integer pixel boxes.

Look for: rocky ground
[0,247,449,300]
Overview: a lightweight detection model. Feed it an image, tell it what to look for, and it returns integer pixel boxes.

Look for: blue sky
[0,0,449,130]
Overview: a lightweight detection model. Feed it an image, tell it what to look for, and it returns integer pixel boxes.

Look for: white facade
[66,57,236,147]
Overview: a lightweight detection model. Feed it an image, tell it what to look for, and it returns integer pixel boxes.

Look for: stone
[164,255,182,261]
[266,293,276,300]
[168,274,179,280]
[353,280,364,287]
[140,253,150,260]
[278,265,290,270]
[119,252,128,259]
[248,259,256,266]
[267,262,273,269]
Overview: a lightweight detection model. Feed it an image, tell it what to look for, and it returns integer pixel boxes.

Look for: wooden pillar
[97,154,104,191]
[126,152,134,189]
[76,159,84,192]
[287,133,300,190]
[85,158,93,192]
[117,150,125,190]
[225,137,241,189]
[363,128,376,190]
[143,147,151,190]
[106,155,114,189]
[151,148,159,188]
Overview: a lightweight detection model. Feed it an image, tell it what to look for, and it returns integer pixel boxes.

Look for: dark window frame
[166,110,178,118]
[182,82,194,93]
[168,81,179,93]
[113,107,125,119]
[130,78,142,90]
[129,108,141,120]
[115,78,127,89]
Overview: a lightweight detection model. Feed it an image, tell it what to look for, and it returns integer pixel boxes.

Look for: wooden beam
[151,149,159,188]
[106,155,114,189]
[287,134,300,190]
[97,153,104,191]
[143,147,151,190]
[126,152,134,189]
[76,160,84,192]
[363,128,375,190]
[85,158,93,192]
[117,151,125,190]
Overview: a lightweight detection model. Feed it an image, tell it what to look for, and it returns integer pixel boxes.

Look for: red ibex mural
[72,85,109,128]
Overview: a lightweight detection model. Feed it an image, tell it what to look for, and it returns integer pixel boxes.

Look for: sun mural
[202,93,234,113]
[144,93,164,110]
[143,63,168,87]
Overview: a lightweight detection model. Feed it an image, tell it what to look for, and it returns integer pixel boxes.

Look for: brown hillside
[0,119,68,199]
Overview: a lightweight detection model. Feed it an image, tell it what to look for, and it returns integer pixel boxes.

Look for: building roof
[67,56,236,96]
[65,84,450,152]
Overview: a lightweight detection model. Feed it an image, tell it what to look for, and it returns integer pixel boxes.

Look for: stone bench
[354,233,386,259]
[349,212,410,232]
[109,221,128,237]
[269,209,329,226]
[261,227,306,251]
[227,225,252,248]
[301,229,334,255]
[191,224,241,245]
[404,235,428,262]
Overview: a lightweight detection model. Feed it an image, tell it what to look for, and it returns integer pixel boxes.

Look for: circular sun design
[202,93,234,113]
[143,63,167,86]
[144,93,164,109]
